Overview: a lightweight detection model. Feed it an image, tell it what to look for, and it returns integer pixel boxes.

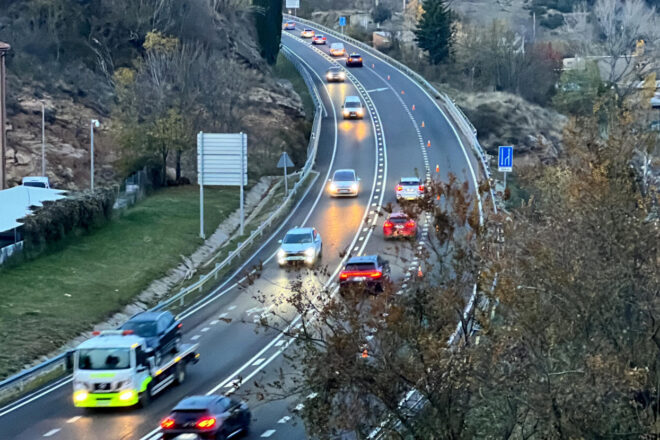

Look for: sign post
[277,152,295,197]
[498,145,513,192]
[286,0,300,16]
[339,16,346,34]
[197,132,248,239]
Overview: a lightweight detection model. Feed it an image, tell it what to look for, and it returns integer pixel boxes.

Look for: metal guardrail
[0,49,325,403]
[284,14,497,213]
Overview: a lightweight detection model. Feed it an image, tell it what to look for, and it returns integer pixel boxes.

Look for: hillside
[0,0,307,189]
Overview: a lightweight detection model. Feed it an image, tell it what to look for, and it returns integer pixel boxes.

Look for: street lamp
[0,41,10,190]
[41,102,45,176]
[90,119,99,191]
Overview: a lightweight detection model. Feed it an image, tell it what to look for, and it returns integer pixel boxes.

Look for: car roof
[285,227,314,235]
[344,96,361,103]
[22,176,49,183]
[334,168,356,176]
[173,395,219,411]
[388,211,409,218]
[346,255,378,264]
[126,311,171,322]
[400,177,421,182]
[77,333,144,350]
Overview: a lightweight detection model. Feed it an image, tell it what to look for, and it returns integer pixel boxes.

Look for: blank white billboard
[197,133,247,186]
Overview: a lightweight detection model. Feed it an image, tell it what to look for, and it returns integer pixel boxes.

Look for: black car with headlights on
[120,311,181,358]
[326,66,346,82]
[160,395,251,440]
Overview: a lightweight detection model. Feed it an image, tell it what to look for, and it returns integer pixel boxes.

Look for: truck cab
[72,330,198,408]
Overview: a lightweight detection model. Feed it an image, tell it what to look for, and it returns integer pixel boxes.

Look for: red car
[312,35,327,45]
[383,212,417,239]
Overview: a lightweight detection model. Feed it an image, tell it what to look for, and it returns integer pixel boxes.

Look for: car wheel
[172,335,182,354]
[174,362,186,385]
[138,383,152,408]
[318,245,323,259]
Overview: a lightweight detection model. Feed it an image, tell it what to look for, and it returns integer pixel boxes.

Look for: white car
[22,176,51,189]
[328,169,360,197]
[342,96,365,119]
[329,42,346,56]
[277,227,322,266]
[396,177,424,201]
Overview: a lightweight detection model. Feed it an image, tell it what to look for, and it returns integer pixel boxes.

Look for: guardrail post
[180,294,185,307]
[214,263,220,280]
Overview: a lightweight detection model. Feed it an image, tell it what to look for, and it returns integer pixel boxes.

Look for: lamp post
[41,102,45,176]
[0,42,10,190]
[90,119,99,191]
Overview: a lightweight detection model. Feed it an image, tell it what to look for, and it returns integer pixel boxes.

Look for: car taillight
[196,416,217,430]
[405,221,416,228]
[339,272,348,280]
[384,221,393,228]
[358,58,362,61]
[419,185,424,191]
[369,271,382,279]
[177,323,182,329]
[396,185,403,191]
[160,417,175,429]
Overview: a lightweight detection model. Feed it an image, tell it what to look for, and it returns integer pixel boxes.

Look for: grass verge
[0,185,239,379]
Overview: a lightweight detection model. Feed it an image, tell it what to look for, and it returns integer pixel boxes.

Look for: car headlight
[351,183,358,192]
[304,248,315,257]
[339,73,345,79]
[73,390,88,402]
[343,110,350,116]
[329,182,337,192]
[119,390,135,401]
[357,109,364,116]
[278,249,286,259]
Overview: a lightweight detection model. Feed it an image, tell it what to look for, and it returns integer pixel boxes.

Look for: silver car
[277,227,323,266]
[328,169,360,197]
[396,177,424,201]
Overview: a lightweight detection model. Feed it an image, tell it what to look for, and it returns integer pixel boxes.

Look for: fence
[0,241,22,265]
[0,48,324,403]
[113,169,150,210]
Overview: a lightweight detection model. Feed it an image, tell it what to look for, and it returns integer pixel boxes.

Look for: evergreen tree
[414,0,454,64]
[254,0,282,65]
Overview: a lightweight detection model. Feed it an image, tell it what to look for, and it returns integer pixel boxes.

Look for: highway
[0,19,483,440]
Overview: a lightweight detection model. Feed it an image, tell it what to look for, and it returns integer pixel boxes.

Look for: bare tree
[593,0,658,87]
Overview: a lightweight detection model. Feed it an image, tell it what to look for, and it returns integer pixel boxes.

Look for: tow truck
[72,330,199,408]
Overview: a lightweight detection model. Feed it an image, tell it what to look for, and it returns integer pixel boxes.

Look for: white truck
[72,330,199,408]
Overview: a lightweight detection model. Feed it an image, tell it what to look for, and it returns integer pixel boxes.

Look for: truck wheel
[172,335,181,354]
[138,383,152,408]
[174,363,187,385]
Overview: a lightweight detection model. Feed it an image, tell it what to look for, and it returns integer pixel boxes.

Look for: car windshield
[350,54,361,58]
[78,348,131,370]
[334,171,355,181]
[345,262,376,271]
[400,179,419,186]
[23,181,46,188]
[122,321,158,337]
[345,101,360,108]
[389,216,409,224]
[283,233,312,244]
[331,44,343,49]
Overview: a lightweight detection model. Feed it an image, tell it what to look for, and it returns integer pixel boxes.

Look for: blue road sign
[339,16,346,27]
[498,146,513,172]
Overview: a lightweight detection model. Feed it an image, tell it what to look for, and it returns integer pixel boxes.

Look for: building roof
[0,185,68,233]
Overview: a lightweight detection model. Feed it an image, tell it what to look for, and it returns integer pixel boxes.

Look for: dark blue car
[120,311,181,356]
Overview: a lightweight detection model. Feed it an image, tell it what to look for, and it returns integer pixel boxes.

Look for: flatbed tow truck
[72,330,199,408]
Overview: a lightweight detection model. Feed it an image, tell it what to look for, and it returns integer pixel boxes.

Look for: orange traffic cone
[421,121,425,128]
[436,195,440,200]
[362,349,368,358]
[436,164,440,172]
[372,63,375,68]
[427,140,431,147]
[417,266,423,277]
[387,75,390,80]
[412,104,416,111]
[401,90,405,94]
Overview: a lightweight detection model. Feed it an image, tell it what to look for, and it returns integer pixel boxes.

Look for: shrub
[21,188,116,257]
[540,13,565,29]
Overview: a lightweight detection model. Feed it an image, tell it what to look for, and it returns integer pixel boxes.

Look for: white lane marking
[252,358,266,366]
[365,87,388,93]
[278,416,291,424]
[43,429,60,437]
[210,320,219,325]
[66,416,81,424]
[218,312,228,319]
[294,403,305,411]
[201,327,210,333]
[261,430,276,437]
[227,305,237,311]
[275,340,285,347]
[0,375,72,418]
[307,392,318,399]
[191,335,201,341]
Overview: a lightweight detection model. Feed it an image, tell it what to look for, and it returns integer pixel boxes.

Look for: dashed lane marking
[278,416,292,424]
[191,335,201,341]
[66,416,80,424]
[261,430,277,437]
[201,327,210,333]
[43,429,60,437]
[252,358,266,366]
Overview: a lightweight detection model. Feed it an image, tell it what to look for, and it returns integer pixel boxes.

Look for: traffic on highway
[0,17,482,440]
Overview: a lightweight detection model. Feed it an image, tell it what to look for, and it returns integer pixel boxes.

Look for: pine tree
[414,0,454,64]
[254,0,283,65]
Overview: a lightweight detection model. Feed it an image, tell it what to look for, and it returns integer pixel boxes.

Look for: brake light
[339,272,349,280]
[419,185,424,191]
[405,221,416,228]
[160,417,175,429]
[370,271,382,278]
[177,323,182,329]
[396,185,402,191]
[92,331,100,336]
[122,330,133,335]
[339,270,382,279]
[196,416,217,430]
[384,221,393,228]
